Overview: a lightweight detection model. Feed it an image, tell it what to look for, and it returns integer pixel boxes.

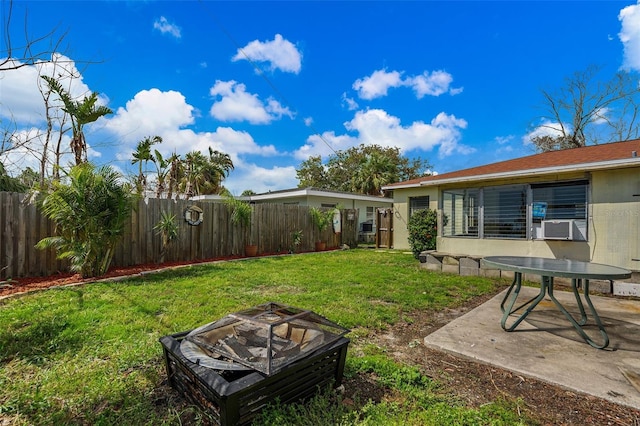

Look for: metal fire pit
[159,303,350,426]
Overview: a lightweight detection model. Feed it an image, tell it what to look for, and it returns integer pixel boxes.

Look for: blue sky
[2,1,640,194]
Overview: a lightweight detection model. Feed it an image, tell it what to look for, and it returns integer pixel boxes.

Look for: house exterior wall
[590,167,640,271]
[250,195,392,241]
[389,186,439,250]
[390,166,640,272]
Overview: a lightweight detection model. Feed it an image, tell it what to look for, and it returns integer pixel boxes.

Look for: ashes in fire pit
[181,302,348,376]
[159,302,350,426]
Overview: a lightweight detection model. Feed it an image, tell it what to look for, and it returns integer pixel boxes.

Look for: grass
[0,249,530,425]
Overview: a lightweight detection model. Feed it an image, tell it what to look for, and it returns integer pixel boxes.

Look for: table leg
[500,272,548,331]
[546,278,609,349]
[570,279,588,326]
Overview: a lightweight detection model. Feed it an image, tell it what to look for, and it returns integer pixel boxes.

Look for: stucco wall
[390,186,439,250]
[590,168,640,270]
[390,167,640,271]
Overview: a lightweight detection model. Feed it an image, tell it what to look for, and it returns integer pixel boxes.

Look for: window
[483,185,527,239]
[532,181,587,221]
[441,180,588,240]
[409,196,430,217]
[362,206,375,232]
[366,206,374,221]
[442,189,479,237]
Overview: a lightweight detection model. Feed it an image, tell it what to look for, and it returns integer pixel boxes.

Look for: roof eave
[418,158,640,187]
[249,188,393,202]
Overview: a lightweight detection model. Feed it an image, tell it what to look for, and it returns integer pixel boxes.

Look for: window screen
[409,196,430,216]
[442,189,479,237]
[483,185,526,239]
[532,181,587,221]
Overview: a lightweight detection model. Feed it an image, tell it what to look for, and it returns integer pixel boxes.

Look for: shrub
[407,209,438,259]
[35,163,136,277]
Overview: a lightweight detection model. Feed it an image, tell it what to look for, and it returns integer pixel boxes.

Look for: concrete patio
[424,286,640,410]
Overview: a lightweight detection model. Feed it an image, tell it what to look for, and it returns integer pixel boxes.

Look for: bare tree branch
[1,0,71,71]
[532,65,640,152]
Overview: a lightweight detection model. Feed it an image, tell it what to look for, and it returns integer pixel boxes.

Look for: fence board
[0,192,358,279]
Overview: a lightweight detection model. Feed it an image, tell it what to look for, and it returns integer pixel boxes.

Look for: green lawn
[0,249,531,425]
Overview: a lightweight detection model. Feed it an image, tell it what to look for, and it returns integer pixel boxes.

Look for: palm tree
[35,163,135,277]
[354,152,396,196]
[203,147,234,194]
[41,75,112,165]
[179,148,234,197]
[166,152,182,200]
[151,149,169,198]
[181,150,206,198]
[131,135,161,194]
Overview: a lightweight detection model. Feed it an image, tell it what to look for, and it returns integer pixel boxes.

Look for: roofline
[249,187,393,202]
[383,157,640,190]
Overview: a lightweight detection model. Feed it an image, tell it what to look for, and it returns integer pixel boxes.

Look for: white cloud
[495,135,514,145]
[209,80,293,124]
[619,1,640,71]
[149,127,285,194]
[101,86,294,193]
[153,16,182,39]
[0,54,96,125]
[294,131,358,160]
[0,127,78,176]
[341,92,359,110]
[353,69,404,100]
[493,135,514,154]
[0,54,108,177]
[352,68,461,100]
[224,164,298,195]
[522,120,567,145]
[592,106,610,124]
[105,89,194,143]
[408,70,463,98]
[294,108,472,160]
[232,34,302,74]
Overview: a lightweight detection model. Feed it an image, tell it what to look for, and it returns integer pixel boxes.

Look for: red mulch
[0,250,317,298]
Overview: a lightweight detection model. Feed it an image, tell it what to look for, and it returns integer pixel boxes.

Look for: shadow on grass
[0,288,88,365]
[0,314,83,365]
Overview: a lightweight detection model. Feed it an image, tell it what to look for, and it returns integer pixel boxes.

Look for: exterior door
[376,208,393,248]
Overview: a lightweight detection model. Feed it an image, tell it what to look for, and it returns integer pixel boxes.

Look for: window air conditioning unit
[541,219,575,240]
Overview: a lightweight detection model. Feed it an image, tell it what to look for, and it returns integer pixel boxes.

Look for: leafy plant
[290,230,303,253]
[407,209,438,259]
[310,207,334,242]
[41,75,113,166]
[35,163,136,277]
[154,210,179,263]
[222,190,254,247]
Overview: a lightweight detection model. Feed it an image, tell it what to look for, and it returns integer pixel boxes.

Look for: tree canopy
[296,144,430,196]
[129,136,234,199]
[531,65,640,152]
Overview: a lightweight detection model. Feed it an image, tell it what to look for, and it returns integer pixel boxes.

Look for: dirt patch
[3,263,640,424]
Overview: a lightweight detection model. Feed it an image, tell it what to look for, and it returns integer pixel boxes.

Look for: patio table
[480,256,632,349]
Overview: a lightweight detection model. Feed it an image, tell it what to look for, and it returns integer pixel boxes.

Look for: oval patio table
[480,256,632,349]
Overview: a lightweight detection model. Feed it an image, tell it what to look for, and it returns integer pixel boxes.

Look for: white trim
[249,188,392,203]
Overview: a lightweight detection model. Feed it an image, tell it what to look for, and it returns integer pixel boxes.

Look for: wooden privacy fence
[0,191,358,279]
